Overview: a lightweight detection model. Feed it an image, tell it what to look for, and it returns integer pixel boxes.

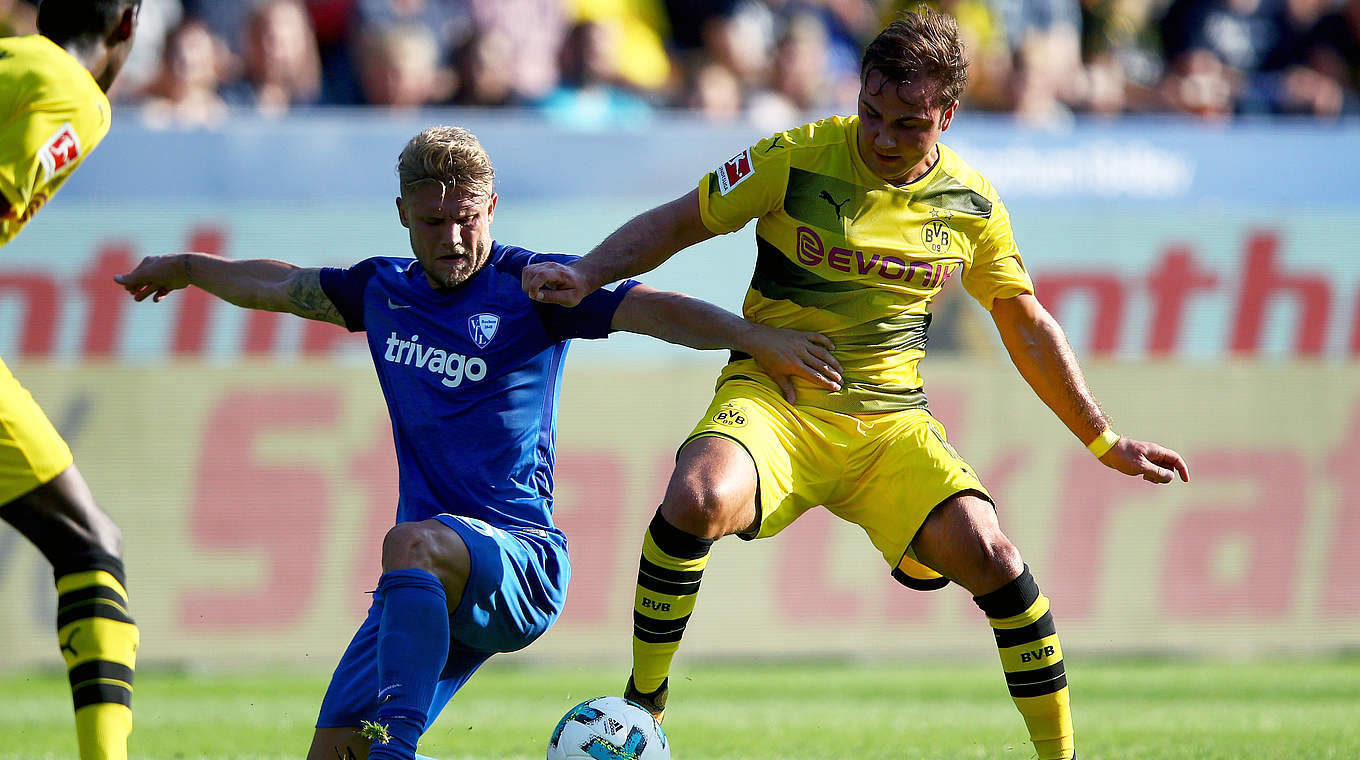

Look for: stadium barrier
[1,360,1356,670]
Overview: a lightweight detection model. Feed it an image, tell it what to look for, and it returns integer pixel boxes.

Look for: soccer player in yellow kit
[524,9,1190,760]
[1,3,141,759]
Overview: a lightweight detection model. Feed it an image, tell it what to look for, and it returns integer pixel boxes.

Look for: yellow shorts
[684,377,990,589]
[0,355,73,505]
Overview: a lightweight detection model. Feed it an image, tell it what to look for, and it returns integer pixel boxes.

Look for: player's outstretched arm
[991,292,1189,484]
[522,188,716,307]
[115,252,346,326]
[612,283,842,403]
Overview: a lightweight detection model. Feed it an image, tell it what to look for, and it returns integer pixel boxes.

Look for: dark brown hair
[860,6,968,107]
[37,0,140,46]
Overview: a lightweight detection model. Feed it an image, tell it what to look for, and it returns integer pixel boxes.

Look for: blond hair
[396,126,495,198]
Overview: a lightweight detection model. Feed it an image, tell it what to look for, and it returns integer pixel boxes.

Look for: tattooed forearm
[287,269,346,326]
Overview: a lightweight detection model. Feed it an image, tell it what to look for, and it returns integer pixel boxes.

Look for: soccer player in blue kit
[115,125,842,760]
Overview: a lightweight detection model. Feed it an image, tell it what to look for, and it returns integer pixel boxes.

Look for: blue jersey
[320,241,638,536]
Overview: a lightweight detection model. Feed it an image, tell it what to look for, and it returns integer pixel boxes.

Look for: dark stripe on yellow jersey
[992,610,1058,648]
[646,511,714,560]
[57,600,136,630]
[750,235,859,302]
[785,168,857,231]
[841,312,931,352]
[637,566,703,597]
[634,611,690,635]
[891,567,951,591]
[71,681,132,710]
[68,661,134,689]
[58,585,129,613]
[1007,672,1068,699]
[916,173,993,218]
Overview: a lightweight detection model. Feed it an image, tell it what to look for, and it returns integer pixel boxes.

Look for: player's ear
[485,192,498,222]
[112,6,137,43]
[939,99,959,132]
[395,196,410,228]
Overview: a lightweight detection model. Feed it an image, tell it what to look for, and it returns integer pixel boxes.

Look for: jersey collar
[846,117,946,191]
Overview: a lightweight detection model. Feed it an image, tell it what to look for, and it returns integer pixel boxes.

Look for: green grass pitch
[2,658,1357,759]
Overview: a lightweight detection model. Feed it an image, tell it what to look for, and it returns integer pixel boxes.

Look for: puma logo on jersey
[819,190,849,217]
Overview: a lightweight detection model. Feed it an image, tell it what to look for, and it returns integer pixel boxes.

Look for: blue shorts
[316,514,570,728]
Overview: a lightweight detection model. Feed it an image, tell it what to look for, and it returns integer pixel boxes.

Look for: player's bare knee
[661,475,744,537]
[380,519,471,595]
[86,509,124,557]
[981,536,1024,583]
[380,520,443,573]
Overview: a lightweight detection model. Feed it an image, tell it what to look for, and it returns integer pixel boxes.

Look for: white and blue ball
[546,696,669,760]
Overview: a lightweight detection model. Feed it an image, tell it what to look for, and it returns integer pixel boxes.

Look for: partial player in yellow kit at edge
[1,2,142,759]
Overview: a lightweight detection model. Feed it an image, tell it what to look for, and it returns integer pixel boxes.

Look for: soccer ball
[546,696,669,760]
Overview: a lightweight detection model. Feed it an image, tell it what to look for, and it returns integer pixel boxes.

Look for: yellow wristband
[1087,427,1120,458]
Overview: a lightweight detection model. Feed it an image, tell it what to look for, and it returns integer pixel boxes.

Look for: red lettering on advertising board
[0,272,59,355]
[347,417,398,614]
[1231,231,1331,356]
[244,310,282,355]
[1351,287,1360,356]
[777,508,864,621]
[1324,400,1360,615]
[552,451,629,626]
[1046,453,1149,619]
[172,227,227,356]
[301,318,358,355]
[1163,451,1305,617]
[1146,245,1218,355]
[179,390,339,628]
[79,244,134,356]
[1034,273,1125,354]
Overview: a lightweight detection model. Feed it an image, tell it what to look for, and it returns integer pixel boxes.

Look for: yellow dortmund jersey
[0,35,111,247]
[698,115,1033,414]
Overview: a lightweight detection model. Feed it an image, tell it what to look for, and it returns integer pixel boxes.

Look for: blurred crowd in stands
[3,0,1358,127]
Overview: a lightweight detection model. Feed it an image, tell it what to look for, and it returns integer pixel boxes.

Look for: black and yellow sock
[631,509,713,693]
[54,552,138,760]
[974,565,1074,760]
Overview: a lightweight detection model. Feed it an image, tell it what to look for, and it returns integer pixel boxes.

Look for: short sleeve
[319,258,383,332]
[960,197,1034,310]
[697,132,792,236]
[521,251,640,341]
[0,93,104,245]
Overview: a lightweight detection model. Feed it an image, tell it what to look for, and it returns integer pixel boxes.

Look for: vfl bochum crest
[468,313,500,348]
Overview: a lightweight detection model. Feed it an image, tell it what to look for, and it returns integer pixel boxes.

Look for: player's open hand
[114,254,190,302]
[1099,437,1190,484]
[522,261,596,307]
[743,325,843,404]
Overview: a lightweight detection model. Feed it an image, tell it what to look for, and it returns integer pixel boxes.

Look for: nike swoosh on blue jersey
[387,298,413,309]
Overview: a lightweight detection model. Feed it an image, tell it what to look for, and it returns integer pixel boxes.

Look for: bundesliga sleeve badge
[38,123,82,182]
[716,148,754,195]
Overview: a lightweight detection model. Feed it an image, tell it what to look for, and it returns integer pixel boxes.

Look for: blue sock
[368,568,449,760]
